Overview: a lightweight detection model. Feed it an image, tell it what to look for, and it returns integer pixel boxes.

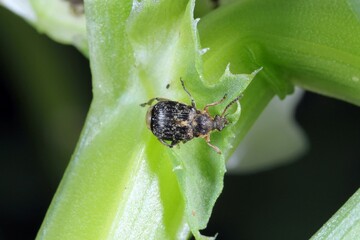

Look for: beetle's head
[213,94,243,131]
[213,115,228,131]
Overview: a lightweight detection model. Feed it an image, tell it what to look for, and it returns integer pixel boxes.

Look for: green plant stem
[36,0,360,239]
[311,188,360,240]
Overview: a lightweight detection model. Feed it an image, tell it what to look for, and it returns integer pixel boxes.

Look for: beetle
[140,79,241,154]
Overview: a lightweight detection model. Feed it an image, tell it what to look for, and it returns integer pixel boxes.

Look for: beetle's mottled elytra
[140,79,241,154]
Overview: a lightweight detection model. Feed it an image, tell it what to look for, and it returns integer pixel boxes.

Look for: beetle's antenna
[140,97,170,107]
[221,94,243,117]
[180,78,196,108]
[204,94,227,112]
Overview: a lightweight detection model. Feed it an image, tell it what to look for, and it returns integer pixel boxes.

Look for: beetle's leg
[170,140,180,147]
[180,78,196,109]
[140,97,170,107]
[158,139,173,148]
[204,134,222,154]
[203,94,227,113]
[158,139,180,148]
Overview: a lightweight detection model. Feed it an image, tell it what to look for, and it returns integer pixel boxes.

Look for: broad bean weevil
[140,79,241,154]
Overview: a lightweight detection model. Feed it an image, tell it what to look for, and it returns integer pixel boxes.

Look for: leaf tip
[251,66,263,76]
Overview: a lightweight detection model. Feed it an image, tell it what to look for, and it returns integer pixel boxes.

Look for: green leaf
[311,188,360,240]
[35,0,360,239]
[199,0,360,106]
[37,0,260,239]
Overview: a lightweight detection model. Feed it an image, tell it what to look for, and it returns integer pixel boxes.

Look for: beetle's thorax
[191,110,227,137]
[191,111,212,137]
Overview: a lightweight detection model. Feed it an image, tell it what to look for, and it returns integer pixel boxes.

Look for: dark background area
[1,7,359,240]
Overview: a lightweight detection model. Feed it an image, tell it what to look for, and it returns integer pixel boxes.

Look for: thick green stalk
[36,0,259,239]
[311,188,360,239]
[36,0,360,239]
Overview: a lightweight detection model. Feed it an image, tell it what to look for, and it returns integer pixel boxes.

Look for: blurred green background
[1,6,359,240]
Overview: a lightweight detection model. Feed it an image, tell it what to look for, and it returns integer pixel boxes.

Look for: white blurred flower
[228,87,308,173]
[0,0,36,23]
[1,0,87,53]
